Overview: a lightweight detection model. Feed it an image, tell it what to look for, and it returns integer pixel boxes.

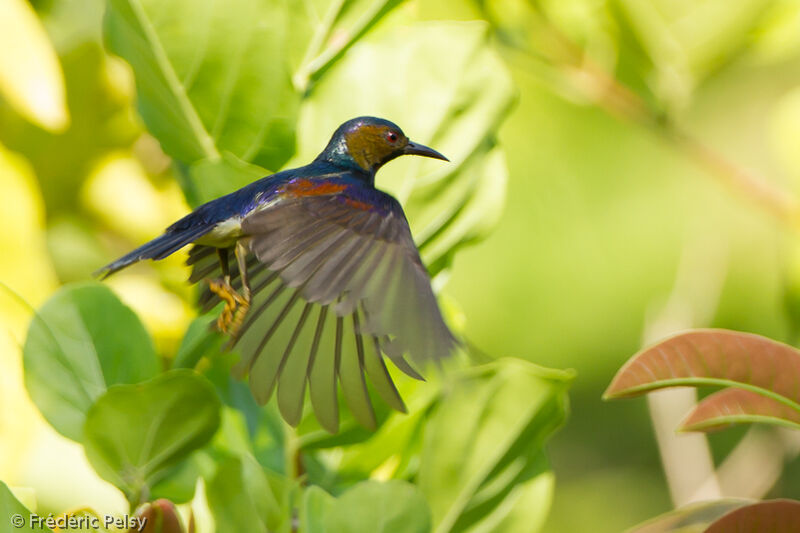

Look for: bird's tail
[94,225,212,279]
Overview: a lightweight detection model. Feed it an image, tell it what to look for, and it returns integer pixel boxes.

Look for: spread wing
[188,187,457,432]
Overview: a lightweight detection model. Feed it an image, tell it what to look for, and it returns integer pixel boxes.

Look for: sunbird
[97,117,457,432]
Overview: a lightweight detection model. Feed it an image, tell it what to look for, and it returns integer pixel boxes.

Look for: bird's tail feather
[94,225,212,279]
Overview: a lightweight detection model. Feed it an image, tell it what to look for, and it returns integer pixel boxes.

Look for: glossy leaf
[627,499,752,533]
[82,370,221,502]
[604,329,800,413]
[23,282,159,441]
[680,388,800,432]
[104,0,299,171]
[323,480,431,533]
[206,455,295,533]
[705,499,800,532]
[295,20,514,275]
[418,358,571,533]
[0,481,52,532]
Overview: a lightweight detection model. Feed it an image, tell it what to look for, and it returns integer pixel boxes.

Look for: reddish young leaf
[705,499,800,532]
[680,388,800,433]
[604,329,800,413]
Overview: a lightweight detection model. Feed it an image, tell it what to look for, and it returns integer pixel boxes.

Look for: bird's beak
[404,141,449,162]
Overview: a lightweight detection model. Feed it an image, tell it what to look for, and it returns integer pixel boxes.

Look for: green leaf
[185,153,268,207]
[104,0,300,170]
[0,481,53,532]
[324,480,431,533]
[604,329,800,415]
[705,499,800,533]
[627,498,752,533]
[23,282,159,441]
[335,378,437,477]
[679,388,800,432]
[172,315,223,370]
[149,454,210,504]
[418,359,572,533]
[294,20,514,275]
[82,369,221,503]
[300,485,335,533]
[206,455,295,533]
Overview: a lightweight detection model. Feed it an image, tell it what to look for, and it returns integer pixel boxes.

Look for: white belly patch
[196,217,243,247]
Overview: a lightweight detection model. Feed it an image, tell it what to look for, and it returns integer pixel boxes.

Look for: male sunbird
[97,117,457,432]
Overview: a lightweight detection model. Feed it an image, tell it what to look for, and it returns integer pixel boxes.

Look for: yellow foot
[208,279,250,336]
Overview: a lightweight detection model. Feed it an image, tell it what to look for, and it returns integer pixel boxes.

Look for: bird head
[317,116,448,175]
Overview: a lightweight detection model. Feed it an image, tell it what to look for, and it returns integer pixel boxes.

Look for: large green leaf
[104,0,299,170]
[295,20,514,275]
[300,485,335,533]
[418,358,571,533]
[323,480,431,533]
[82,369,221,503]
[23,282,159,441]
[298,481,431,533]
[103,0,409,206]
[206,455,296,533]
[0,482,53,532]
[185,153,268,208]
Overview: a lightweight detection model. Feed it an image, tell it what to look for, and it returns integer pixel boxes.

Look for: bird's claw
[208,279,250,337]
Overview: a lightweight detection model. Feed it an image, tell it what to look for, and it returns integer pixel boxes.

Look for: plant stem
[284,422,304,482]
[293,0,346,91]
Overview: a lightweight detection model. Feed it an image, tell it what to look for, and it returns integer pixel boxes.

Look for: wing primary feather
[247,204,354,265]
[251,269,281,294]
[276,302,313,426]
[353,311,366,368]
[335,315,343,378]
[307,305,327,372]
[187,245,215,265]
[266,221,345,269]
[281,303,313,373]
[338,314,376,430]
[334,243,390,314]
[356,310,406,413]
[230,280,286,350]
[308,306,339,432]
[248,288,303,373]
[189,258,222,283]
[280,231,357,287]
[304,227,377,303]
[365,317,424,382]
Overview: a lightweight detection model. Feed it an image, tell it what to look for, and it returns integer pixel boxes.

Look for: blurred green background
[3,0,800,531]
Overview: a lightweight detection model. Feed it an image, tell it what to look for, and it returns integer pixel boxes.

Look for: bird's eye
[386,131,398,143]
